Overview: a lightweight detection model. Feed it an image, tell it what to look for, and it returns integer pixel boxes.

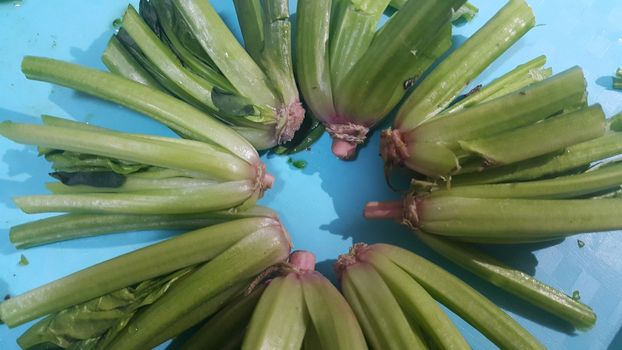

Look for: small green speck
[112,18,122,29]
[18,254,29,266]
[572,290,581,301]
[577,240,585,248]
[287,158,307,169]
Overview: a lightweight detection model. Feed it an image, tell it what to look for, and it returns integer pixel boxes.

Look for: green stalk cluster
[0,218,291,349]
[296,0,464,159]
[382,0,599,178]
[102,0,304,149]
[336,243,545,349]
[180,251,368,350]
[365,168,622,244]
[0,115,277,246]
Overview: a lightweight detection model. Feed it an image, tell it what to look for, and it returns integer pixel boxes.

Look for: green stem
[416,195,622,243]
[341,262,427,349]
[329,0,391,87]
[14,180,256,215]
[147,0,235,91]
[45,176,217,194]
[395,0,535,130]
[363,250,470,350]
[258,0,299,105]
[145,279,250,349]
[105,223,291,349]
[9,206,276,249]
[172,0,277,107]
[0,218,279,327]
[181,284,266,350]
[443,55,550,115]
[459,104,606,165]
[121,5,217,110]
[242,274,308,350]
[233,0,265,62]
[335,0,462,125]
[0,121,251,181]
[102,36,162,88]
[415,232,596,330]
[295,0,336,120]
[436,161,622,199]
[21,56,258,163]
[301,272,367,350]
[373,244,545,350]
[453,131,622,185]
[411,66,587,147]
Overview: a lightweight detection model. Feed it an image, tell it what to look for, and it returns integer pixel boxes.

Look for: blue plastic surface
[1,1,622,349]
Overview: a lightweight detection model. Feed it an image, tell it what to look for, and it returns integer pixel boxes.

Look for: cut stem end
[363,201,404,220]
[289,250,316,272]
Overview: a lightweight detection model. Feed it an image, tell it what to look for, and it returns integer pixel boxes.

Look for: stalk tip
[289,250,316,271]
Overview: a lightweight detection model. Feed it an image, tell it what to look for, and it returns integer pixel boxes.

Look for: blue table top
[1,1,622,349]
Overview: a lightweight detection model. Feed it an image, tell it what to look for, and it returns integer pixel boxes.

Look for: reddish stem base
[332,139,358,160]
[364,201,404,220]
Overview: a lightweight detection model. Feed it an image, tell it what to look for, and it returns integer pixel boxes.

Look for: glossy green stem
[45,177,217,194]
[329,0,390,87]
[242,274,308,350]
[416,195,622,243]
[21,56,258,163]
[341,262,426,350]
[0,218,278,327]
[10,206,276,249]
[258,0,299,105]
[146,279,250,349]
[415,232,596,330]
[106,225,290,349]
[459,104,606,165]
[411,66,587,146]
[443,55,550,115]
[14,180,255,215]
[122,5,216,109]
[362,250,469,350]
[335,0,462,125]
[437,161,622,199]
[102,36,162,88]
[295,0,336,120]
[233,0,264,61]
[453,131,622,185]
[181,284,266,350]
[0,121,251,181]
[301,272,367,350]
[396,0,535,129]
[172,0,277,107]
[373,244,545,350]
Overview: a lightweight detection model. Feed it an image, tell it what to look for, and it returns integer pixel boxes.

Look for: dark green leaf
[50,172,126,188]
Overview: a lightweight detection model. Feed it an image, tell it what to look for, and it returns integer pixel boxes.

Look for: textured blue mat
[1,1,621,349]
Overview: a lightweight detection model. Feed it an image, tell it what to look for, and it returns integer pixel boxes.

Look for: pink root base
[262,173,275,189]
[331,139,358,160]
[289,250,316,271]
[364,201,404,220]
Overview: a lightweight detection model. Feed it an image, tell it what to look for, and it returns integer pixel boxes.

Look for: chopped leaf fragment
[577,240,585,248]
[19,254,29,266]
[572,290,581,301]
